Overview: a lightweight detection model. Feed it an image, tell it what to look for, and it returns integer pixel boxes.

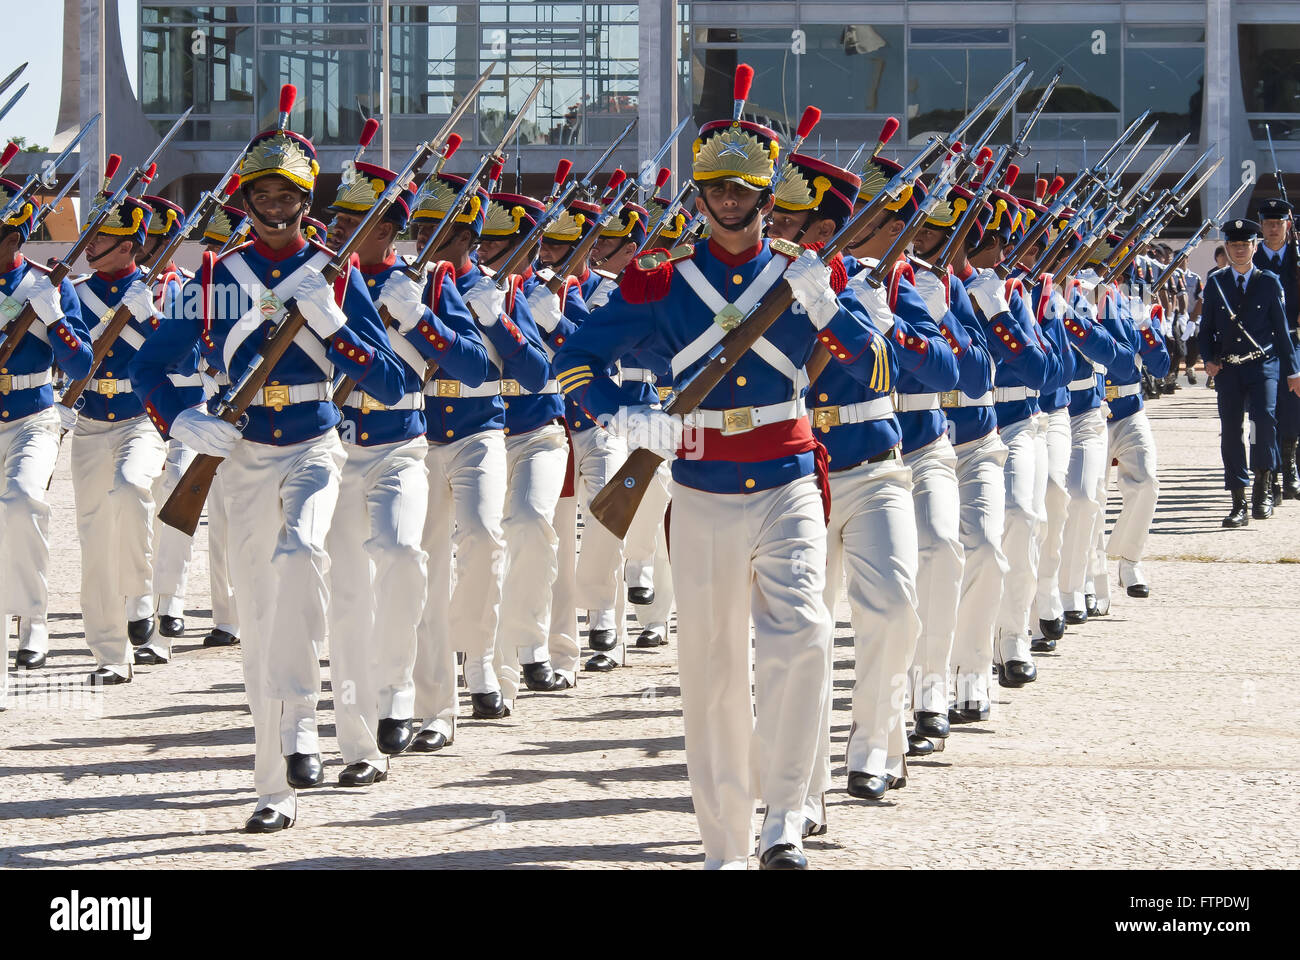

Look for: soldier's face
[697,181,771,232]
[592,236,635,273]
[478,238,512,266]
[86,233,134,271]
[538,239,572,267]
[1225,239,1256,270]
[913,225,947,259]
[1261,218,1289,250]
[330,210,363,246]
[766,209,811,242]
[246,176,306,238]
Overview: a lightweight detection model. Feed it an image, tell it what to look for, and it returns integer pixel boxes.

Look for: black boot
[1283,438,1300,501]
[1223,488,1250,528]
[1252,472,1274,520]
[1271,471,1283,506]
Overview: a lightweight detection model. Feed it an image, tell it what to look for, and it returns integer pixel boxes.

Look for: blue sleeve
[48,276,94,379]
[404,272,490,387]
[521,275,584,354]
[331,268,407,404]
[828,284,899,390]
[1268,276,1300,379]
[993,288,1050,388]
[483,285,551,392]
[129,311,203,437]
[555,286,657,421]
[813,286,891,372]
[944,278,993,395]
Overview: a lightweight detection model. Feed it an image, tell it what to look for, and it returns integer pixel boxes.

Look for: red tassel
[619,248,674,304]
[359,117,379,148]
[104,154,121,179]
[1005,164,1020,188]
[796,106,821,140]
[734,64,754,102]
[279,84,297,115]
[1048,175,1065,197]
[554,159,572,184]
[444,133,462,159]
[0,142,17,166]
[655,166,671,189]
[1035,177,1048,201]
[877,117,899,148]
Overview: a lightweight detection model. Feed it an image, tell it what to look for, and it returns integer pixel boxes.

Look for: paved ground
[3,382,1298,869]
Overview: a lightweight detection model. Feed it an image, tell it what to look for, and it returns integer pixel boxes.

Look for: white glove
[967,273,1010,319]
[169,406,242,458]
[616,405,682,460]
[909,270,948,324]
[1136,306,1153,331]
[200,369,221,399]
[846,274,895,333]
[464,277,506,327]
[296,269,348,339]
[377,271,427,334]
[1046,291,1070,322]
[121,279,160,324]
[56,403,77,433]
[784,250,840,329]
[28,276,64,327]
[1184,318,1199,341]
[527,286,564,333]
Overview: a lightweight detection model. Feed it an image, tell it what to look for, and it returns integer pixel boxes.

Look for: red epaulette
[620,247,677,304]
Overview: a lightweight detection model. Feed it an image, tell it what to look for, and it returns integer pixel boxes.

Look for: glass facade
[1240,24,1300,141]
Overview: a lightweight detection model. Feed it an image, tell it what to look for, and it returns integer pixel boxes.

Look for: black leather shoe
[1187,370,1197,385]
[376,718,413,755]
[203,628,240,647]
[1126,583,1150,598]
[1084,594,1099,617]
[1252,472,1274,520]
[758,843,807,870]
[87,667,131,686]
[471,691,509,719]
[15,649,45,669]
[915,711,950,740]
[948,701,990,724]
[244,808,293,833]
[587,628,617,652]
[1031,636,1057,653]
[522,661,570,691]
[627,587,655,605]
[1064,609,1088,625]
[635,628,668,648]
[906,734,935,757]
[847,772,890,799]
[1271,473,1283,506]
[584,653,618,672]
[1039,617,1065,642]
[802,818,828,839]
[1223,488,1250,528]
[133,647,168,665]
[127,617,155,647]
[408,729,449,752]
[285,752,324,789]
[158,615,185,637]
[337,762,388,787]
[998,660,1038,688]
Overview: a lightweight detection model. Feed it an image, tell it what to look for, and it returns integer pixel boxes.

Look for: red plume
[976,146,993,166]
[796,106,821,140]
[443,133,462,159]
[655,167,671,189]
[223,174,241,196]
[278,84,297,115]
[734,64,754,102]
[488,158,504,181]
[606,168,626,191]
[1005,164,1020,188]
[358,117,379,148]
[143,162,157,184]
[877,116,900,148]
[554,159,573,184]
[1035,177,1048,201]
[951,141,963,156]
[104,154,121,179]
[1048,175,1065,197]
[0,143,17,166]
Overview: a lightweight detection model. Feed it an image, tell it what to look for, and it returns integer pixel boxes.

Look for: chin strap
[700,188,770,234]
[244,190,308,232]
[87,237,131,266]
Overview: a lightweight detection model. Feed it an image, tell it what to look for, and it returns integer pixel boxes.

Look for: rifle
[1151,175,1255,293]
[159,80,481,536]
[588,60,1030,539]
[0,62,26,100]
[0,112,99,225]
[1264,123,1300,264]
[0,82,27,128]
[1096,135,1194,273]
[639,171,689,253]
[28,161,89,234]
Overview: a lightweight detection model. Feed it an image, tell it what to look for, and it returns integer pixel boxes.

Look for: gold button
[271,269,281,278]
[744,478,755,489]
[0,368,5,374]
[0,279,5,286]
[818,392,828,402]
[360,432,369,441]
[732,274,743,284]
[110,286,118,293]
[104,371,112,378]
[826,453,832,462]
[106,350,113,357]
[367,278,375,287]
[1,411,7,417]
[107,412,116,420]
[503,401,509,409]
[271,380,280,386]
[445,430,454,438]
[444,405,453,413]
[274,429,283,438]
[574,419,582,427]
[736,376,747,386]
[504,427,510,435]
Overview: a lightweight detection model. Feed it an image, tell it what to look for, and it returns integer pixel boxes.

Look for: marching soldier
[557,73,884,867]
[1254,199,1300,501]
[0,178,92,674]
[325,154,489,784]
[130,96,407,830]
[1199,219,1300,526]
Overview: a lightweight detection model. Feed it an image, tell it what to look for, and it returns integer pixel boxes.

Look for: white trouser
[626,460,675,630]
[414,429,507,737]
[1106,410,1159,567]
[327,436,429,767]
[222,430,344,819]
[1035,408,1072,626]
[991,415,1045,675]
[208,468,239,637]
[495,423,568,705]
[1088,455,1112,613]
[671,476,830,868]
[1060,407,1108,611]
[71,415,166,677]
[151,438,197,621]
[550,426,628,677]
[907,434,964,716]
[809,456,918,825]
[0,408,60,669]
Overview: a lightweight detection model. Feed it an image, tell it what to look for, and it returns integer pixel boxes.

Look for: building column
[639,0,679,190]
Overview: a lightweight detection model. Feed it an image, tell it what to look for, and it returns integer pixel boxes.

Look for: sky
[2,0,138,147]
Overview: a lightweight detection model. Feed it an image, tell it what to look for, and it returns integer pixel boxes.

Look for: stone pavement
[2,384,1297,869]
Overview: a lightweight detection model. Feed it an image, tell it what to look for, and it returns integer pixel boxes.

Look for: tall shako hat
[925,181,994,246]
[0,154,39,241]
[988,165,1023,245]
[543,164,615,245]
[772,107,861,230]
[644,166,686,241]
[329,118,414,231]
[239,84,320,229]
[94,195,153,248]
[1013,175,1064,247]
[485,158,567,240]
[411,136,489,237]
[203,204,248,246]
[600,199,649,247]
[692,64,780,192]
[142,194,186,244]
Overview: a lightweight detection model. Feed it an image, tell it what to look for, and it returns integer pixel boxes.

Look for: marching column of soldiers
[2,58,1298,868]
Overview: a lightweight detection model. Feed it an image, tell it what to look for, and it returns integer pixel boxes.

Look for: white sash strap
[167,373,204,388]
[587,276,618,309]
[221,250,332,375]
[0,268,41,328]
[1068,375,1099,392]
[387,326,431,376]
[615,366,658,385]
[683,397,806,433]
[78,285,118,339]
[671,254,790,377]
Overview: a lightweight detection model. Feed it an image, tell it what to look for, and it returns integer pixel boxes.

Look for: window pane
[1127,27,1204,44]
[141,5,254,25]
[910,28,1009,45]
[799,24,904,117]
[1248,119,1300,142]
[257,47,374,145]
[141,25,254,116]
[692,37,797,131]
[1023,116,1119,144]
[388,6,464,117]
[1125,46,1204,142]
[1239,25,1300,115]
[480,20,585,146]
[906,47,1013,144]
[1015,24,1119,112]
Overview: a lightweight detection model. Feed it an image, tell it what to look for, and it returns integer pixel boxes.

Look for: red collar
[708,239,764,267]
[359,251,398,275]
[577,266,591,285]
[4,254,23,273]
[453,259,477,279]
[252,235,308,262]
[95,264,139,282]
[955,264,976,283]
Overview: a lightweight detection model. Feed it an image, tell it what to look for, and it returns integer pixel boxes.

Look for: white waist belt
[894,392,939,413]
[501,378,560,396]
[344,391,424,412]
[0,370,53,392]
[88,377,133,396]
[1068,376,1099,392]
[168,373,205,388]
[617,367,659,385]
[810,395,895,430]
[949,390,994,408]
[424,378,502,399]
[994,386,1040,403]
[249,381,331,407]
[684,397,806,434]
[1104,382,1141,400]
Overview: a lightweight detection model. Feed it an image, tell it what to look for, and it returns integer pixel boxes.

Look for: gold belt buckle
[657,386,673,403]
[720,406,754,435]
[812,405,841,431]
[262,383,290,410]
[99,378,118,398]
[0,374,10,394]
[713,304,745,331]
[360,392,386,414]
[499,379,521,397]
[1105,384,1119,402]
[939,390,961,409]
[435,380,461,398]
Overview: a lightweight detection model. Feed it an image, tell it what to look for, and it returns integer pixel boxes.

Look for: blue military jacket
[1198,265,1300,379]
[0,256,92,421]
[1064,271,1134,417]
[1100,296,1170,422]
[1254,243,1298,340]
